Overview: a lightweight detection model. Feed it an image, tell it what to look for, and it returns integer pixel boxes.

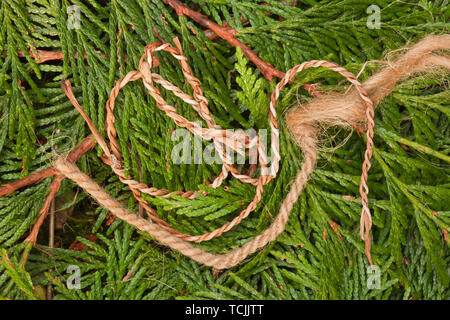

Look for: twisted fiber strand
[111,42,277,241]
[283,59,376,263]
[286,34,450,264]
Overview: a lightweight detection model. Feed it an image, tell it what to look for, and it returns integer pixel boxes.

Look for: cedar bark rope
[62,38,281,243]
[54,35,449,269]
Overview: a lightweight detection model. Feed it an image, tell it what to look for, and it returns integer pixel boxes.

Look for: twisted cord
[57,34,450,268]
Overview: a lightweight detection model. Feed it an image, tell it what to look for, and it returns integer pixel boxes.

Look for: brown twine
[56,34,449,270]
[62,38,281,243]
[286,34,450,264]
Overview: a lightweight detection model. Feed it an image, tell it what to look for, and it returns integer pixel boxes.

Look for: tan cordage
[57,35,449,270]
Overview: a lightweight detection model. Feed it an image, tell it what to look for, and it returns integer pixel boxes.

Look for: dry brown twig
[162,0,319,96]
[48,34,449,269]
[5,0,319,95]
[0,135,96,198]
[0,135,96,248]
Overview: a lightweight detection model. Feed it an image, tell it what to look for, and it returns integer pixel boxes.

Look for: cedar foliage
[0,0,449,300]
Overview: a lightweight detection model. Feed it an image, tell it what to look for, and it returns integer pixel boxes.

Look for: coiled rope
[57,34,449,269]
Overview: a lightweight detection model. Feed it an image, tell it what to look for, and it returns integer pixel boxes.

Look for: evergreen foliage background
[0,0,449,300]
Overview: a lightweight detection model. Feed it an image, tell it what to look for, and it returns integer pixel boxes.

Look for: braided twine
[58,36,380,269]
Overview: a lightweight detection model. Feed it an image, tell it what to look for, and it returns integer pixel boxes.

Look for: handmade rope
[63,37,280,243]
[57,34,449,269]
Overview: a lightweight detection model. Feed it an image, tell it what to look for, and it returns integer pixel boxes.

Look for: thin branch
[162,0,319,96]
[0,134,96,197]
[24,174,63,245]
[0,167,56,197]
[163,0,282,81]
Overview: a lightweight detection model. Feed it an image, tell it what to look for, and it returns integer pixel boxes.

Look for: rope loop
[96,37,282,242]
[49,34,450,269]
